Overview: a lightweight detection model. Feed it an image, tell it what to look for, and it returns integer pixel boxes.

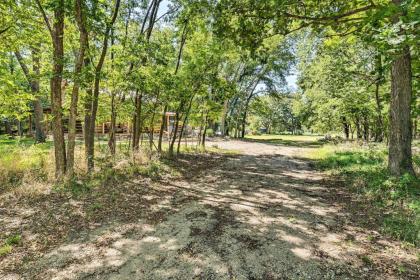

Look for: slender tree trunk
[374,55,384,142]
[31,48,46,143]
[158,104,167,153]
[148,93,160,151]
[363,114,369,142]
[108,30,117,156]
[85,0,120,170]
[355,116,362,140]
[132,91,143,151]
[49,0,67,178]
[342,116,350,140]
[201,113,208,147]
[169,108,181,156]
[177,94,195,154]
[67,0,88,175]
[241,111,246,138]
[5,120,11,135]
[220,99,229,136]
[108,92,117,155]
[14,49,46,143]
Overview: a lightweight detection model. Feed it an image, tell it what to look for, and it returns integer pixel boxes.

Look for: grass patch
[0,234,22,257]
[309,143,420,246]
[246,134,322,142]
[245,134,323,147]
[0,135,236,198]
[0,244,12,257]
[0,136,53,192]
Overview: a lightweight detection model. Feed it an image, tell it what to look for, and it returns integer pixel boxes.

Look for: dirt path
[1,139,418,279]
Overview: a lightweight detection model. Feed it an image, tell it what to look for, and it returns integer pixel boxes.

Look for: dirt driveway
[1,139,418,279]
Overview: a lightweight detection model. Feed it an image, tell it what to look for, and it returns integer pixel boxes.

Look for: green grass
[309,143,420,246]
[246,134,321,141]
[0,136,52,191]
[0,234,22,256]
[245,134,323,147]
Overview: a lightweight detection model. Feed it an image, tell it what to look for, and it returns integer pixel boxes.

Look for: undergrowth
[309,143,420,246]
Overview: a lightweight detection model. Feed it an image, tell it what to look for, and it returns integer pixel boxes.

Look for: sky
[286,74,297,90]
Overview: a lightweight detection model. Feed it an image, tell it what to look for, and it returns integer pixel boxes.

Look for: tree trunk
[14,49,46,143]
[108,92,117,156]
[148,94,160,151]
[363,114,369,142]
[177,94,195,154]
[388,0,414,176]
[50,0,67,178]
[388,45,414,175]
[168,108,181,156]
[158,105,167,153]
[108,29,117,157]
[220,99,229,136]
[342,116,350,139]
[132,91,143,151]
[85,0,120,171]
[67,0,88,175]
[241,111,247,138]
[355,116,362,140]
[374,55,384,142]
[201,114,208,147]
[5,120,11,135]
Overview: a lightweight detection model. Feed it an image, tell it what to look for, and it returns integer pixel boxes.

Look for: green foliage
[5,234,22,246]
[0,136,51,192]
[0,234,22,257]
[0,244,12,257]
[311,144,420,246]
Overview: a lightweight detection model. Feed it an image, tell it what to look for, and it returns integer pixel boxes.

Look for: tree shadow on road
[2,152,418,279]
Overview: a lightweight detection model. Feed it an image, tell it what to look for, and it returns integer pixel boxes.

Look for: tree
[36,0,67,178]
[215,0,418,176]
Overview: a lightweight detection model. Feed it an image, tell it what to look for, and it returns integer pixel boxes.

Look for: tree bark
[388,45,414,175]
[31,48,45,142]
[108,92,117,155]
[168,108,181,156]
[14,49,46,143]
[388,0,414,176]
[85,0,121,170]
[363,114,369,142]
[342,116,350,139]
[108,30,117,156]
[67,0,88,175]
[132,91,143,151]
[220,99,229,136]
[355,116,362,140]
[374,55,384,142]
[49,0,67,178]
[201,113,208,147]
[157,104,167,153]
[177,94,195,154]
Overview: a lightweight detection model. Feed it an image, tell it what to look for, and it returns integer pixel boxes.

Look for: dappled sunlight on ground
[1,139,418,279]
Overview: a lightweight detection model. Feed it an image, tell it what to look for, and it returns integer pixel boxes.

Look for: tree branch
[0,26,11,36]
[34,0,53,38]
[283,5,374,22]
